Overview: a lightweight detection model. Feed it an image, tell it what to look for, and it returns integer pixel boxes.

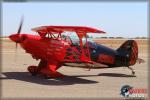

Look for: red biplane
[9,18,144,78]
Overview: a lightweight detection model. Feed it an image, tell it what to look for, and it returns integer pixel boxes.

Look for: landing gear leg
[127,66,135,75]
[38,60,64,78]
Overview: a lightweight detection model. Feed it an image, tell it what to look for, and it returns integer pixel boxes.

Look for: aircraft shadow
[98,73,136,77]
[1,72,98,86]
[1,72,136,86]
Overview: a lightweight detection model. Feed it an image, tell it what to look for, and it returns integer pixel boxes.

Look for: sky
[2,2,148,38]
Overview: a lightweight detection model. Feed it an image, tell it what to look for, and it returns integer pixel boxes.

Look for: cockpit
[42,31,96,49]
[61,34,92,47]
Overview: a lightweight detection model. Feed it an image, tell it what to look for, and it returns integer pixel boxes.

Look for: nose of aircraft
[9,34,20,42]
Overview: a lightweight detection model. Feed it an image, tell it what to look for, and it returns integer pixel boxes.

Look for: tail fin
[117,40,138,66]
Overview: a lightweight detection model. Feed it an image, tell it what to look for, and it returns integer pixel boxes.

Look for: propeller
[15,16,24,49]
[8,16,25,64]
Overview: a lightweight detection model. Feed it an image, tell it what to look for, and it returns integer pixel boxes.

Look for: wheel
[132,71,135,75]
[44,75,50,79]
[31,72,37,76]
[28,66,38,76]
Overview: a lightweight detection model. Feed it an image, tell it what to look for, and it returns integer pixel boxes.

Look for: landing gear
[127,66,135,75]
[88,64,95,71]
[27,66,38,76]
[132,71,135,75]
[40,67,64,78]
[27,60,64,78]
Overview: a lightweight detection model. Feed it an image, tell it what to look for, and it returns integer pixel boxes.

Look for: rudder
[117,40,138,66]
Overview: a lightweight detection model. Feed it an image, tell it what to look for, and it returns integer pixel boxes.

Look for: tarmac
[0,38,149,99]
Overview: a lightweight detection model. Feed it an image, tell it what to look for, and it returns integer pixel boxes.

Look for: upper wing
[32,26,105,37]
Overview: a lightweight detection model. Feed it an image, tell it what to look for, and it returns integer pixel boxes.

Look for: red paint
[129,41,138,65]
[98,54,115,64]
[9,26,105,78]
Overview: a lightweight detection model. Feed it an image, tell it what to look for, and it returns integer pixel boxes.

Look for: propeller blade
[17,16,24,34]
[15,16,24,49]
[16,42,18,49]
[14,42,18,64]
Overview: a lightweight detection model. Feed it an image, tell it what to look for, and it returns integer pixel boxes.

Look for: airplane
[9,18,144,78]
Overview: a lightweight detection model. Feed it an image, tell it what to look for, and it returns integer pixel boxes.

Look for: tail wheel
[27,66,38,76]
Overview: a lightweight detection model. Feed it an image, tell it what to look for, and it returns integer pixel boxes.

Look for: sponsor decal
[120,85,147,98]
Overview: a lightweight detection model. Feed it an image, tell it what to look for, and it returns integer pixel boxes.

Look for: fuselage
[9,34,131,67]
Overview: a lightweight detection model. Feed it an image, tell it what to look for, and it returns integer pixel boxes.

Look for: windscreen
[61,32,93,46]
